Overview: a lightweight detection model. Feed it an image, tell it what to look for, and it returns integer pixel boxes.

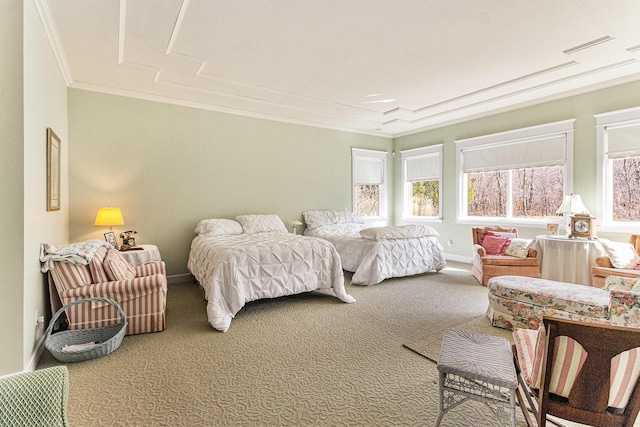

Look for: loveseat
[487,275,640,331]
[43,241,167,335]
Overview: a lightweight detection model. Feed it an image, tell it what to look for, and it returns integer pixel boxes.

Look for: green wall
[394,80,640,260]
[68,89,391,276]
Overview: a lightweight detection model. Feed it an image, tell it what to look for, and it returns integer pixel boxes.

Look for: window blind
[606,123,640,159]
[406,154,440,181]
[461,134,566,173]
[353,157,383,184]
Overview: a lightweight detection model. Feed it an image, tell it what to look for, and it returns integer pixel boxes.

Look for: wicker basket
[45,297,127,363]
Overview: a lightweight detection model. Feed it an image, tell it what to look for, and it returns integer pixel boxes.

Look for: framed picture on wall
[46,128,61,211]
[104,232,118,249]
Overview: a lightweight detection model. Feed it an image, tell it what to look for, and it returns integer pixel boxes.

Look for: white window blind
[461,134,566,173]
[406,154,440,182]
[353,157,383,184]
[606,123,640,159]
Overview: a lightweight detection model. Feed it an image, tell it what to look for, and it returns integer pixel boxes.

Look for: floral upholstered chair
[592,234,640,288]
[472,226,540,286]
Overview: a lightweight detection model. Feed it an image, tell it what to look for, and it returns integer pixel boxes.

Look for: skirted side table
[119,244,162,267]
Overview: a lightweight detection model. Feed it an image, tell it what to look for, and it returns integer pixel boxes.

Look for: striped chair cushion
[88,245,109,283]
[50,262,92,291]
[513,325,547,389]
[609,347,640,409]
[514,326,588,397]
[103,249,136,281]
[549,336,588,397]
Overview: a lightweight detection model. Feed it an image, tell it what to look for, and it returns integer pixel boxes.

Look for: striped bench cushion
[609,348,640,409]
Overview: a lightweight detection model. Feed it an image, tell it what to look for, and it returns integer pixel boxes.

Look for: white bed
[303,210,446,286]
[187,215,355,332]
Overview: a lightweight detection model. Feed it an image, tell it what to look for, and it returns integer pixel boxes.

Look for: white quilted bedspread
[305,224,446,286]
[187,232,355,332]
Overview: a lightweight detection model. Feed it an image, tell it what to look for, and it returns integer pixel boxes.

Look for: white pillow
[236,215,288,234]
[504,238,533,258]
[359,224,439,240]
[600,239,640,269]
[195,219,243,236]
[303,210,336,230]
[303,210,364,230]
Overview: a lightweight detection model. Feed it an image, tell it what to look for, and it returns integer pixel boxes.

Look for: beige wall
[68,89,391,276]
[0,1,25,375]
[23,0,69,369]
[0,0,68,376]
[393,80,640,261]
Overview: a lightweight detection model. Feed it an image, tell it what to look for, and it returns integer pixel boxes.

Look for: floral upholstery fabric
[488,275,640,331]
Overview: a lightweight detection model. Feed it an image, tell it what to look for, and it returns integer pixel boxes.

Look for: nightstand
[119,244,162,267]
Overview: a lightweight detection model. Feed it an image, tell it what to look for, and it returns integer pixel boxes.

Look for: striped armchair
[48,246,167,335]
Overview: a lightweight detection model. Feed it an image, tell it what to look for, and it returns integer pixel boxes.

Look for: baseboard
[167,273,194,285]
[26,332,46,374]
[445,253,472,264]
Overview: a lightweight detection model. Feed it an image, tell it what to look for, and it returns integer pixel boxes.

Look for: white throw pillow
[600,239,640,269]
[236,214,288,234]
[504,238,533,258]
[195,218,244,235]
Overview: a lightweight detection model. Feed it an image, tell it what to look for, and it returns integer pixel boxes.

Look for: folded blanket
[359,224,439,241]
[40,239,110,273]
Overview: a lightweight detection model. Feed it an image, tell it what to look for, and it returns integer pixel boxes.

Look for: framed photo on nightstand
[546,223,559,236]
[104,232,118,249]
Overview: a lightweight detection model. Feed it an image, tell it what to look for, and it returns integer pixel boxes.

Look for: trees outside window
[401,145,442,219]
[457,120,574,223]
[352,148,386,217]
[596,108,640,228]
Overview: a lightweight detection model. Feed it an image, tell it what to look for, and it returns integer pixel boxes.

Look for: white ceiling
[39,0,640,137]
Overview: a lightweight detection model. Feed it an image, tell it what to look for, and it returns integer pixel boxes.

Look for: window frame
[351,148,387,219]
[455,119,575,225]
[400,144,443,221]
[595,106,640,231]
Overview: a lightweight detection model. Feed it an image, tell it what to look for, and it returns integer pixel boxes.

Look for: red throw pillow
[482,234,510,255]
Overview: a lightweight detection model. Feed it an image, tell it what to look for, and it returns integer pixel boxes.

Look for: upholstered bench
[486,275,640,331]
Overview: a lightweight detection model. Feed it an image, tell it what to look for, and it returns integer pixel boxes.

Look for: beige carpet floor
[36,262,585,426]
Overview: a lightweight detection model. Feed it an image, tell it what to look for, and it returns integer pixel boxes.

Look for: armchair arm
[473,243,487,257]
[595,256,614,268]
[61,273,167,304]
[609,289,640,328]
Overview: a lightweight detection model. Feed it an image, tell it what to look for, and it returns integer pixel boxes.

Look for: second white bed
[303,211,446,286]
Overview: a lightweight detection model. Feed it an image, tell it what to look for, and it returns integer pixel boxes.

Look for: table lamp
[94,207,125,231]
[289,220,303,235]
[556,194,589,235]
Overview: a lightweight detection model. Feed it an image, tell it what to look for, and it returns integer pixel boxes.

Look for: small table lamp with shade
[555,194,589,236]
[94,206,124,248]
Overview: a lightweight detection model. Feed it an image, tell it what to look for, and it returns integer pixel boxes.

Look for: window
[596,107,640,229]
[401,145,442,219]
[456,120,574,223]
[352,148,387,217]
